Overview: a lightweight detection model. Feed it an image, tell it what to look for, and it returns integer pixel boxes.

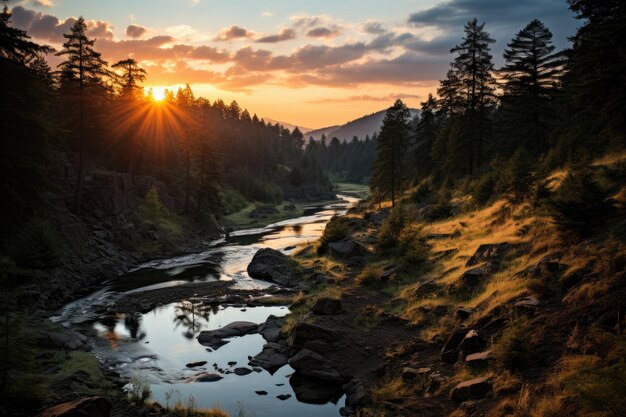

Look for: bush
[495,148,534,203]
[427,188,453,221]
[138,187,183,236]
[127,376,151,405]
[411,181,432,203]
[397,224,429,265]
[471,173,496,206]
[355,264,384,286]
[13,220,64,269]
[492,318,532,372]
[378,207,409,249]
[219,189,249,214]
[318,216,351,250]
[547,166,615,234]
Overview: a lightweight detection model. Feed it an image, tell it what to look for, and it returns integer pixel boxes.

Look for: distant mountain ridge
[262,117,313,134]
[307,108,419,142]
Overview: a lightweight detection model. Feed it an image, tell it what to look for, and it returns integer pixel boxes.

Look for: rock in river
[288,349,349,383]
[247,248,301,287]
[197,321,259,349]
[249,342,289,373]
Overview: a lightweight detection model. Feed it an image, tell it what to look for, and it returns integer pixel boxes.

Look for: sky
[8,0,579,129]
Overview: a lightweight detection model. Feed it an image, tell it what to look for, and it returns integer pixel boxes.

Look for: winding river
[52,194,359,417]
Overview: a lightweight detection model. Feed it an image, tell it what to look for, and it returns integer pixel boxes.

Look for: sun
[145,87,166,102]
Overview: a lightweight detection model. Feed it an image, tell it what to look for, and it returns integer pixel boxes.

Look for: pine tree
[56,17,110,215]
[413,94,439,180]
[112,58,147,99]
[499,20,565,154]
[0,5,53,64]
[371,99,411,206]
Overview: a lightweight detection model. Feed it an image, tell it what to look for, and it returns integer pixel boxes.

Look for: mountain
[307,108,419,142]
[262,117,313,134]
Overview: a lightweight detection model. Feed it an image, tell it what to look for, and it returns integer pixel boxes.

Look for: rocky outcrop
[39,396,111,417]
[327,238,369,260]
[258,315,285,342]
[249,342,289,373]
[288,349,349,383]
[451,377,492,402]
[197,321,259,349]
[460,264,493,287]
[466,243,509,267]
[247,248,300,287]
[288,322,339,349]
[312,297,343,315]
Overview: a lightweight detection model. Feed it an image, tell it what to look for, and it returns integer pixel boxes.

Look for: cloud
[29,0,54,7]
[261,11,273,17]
[291,15,330,29]
[126,24,147,39]
[309,93,421,104]
[256,28,296,43]
[306,26,342,39]
[214,25,253,41]
[363,21,386,34]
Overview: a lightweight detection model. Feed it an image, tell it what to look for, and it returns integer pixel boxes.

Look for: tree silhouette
[112,58,147,99]
[56,17,110,215]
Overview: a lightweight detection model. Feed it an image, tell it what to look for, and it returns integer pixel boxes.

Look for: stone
[460,264,492,287]
[426,372,447,393]
[36,329,88,351]
[288,322,338,349]
[465,243,509,267]
[441,327,467,364]
[415,280,439,299]
[454,307,473,321]
[459,330,486,356]
[247,248,300,287]
[451,377,492,402]
[191,372,223,382]
[514,296,541,311]
[255,391,268,395]
[234,367,253,376]
[276,394,292,401]
[290,373,344,404]
[327,239,369,260]
[312,297,343,315]
[379,265,400,281]
[465,351,492,366]
[197,321,259,349]
[258,315,285,342]
[288,349,349,383]
[249,343,289,373]
[185,361,207,368]
[342,378,369,406]
[39,397,111,417]
[401,367,432,382]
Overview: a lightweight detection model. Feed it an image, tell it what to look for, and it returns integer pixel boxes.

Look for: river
[52,194,359,417]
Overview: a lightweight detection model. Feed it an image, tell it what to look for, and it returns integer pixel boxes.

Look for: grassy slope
[288,157,626,417]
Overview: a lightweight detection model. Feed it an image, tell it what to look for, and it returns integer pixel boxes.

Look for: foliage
[127,376,152,406]
[319,217,351,249]
[138,187,183,236]
[397,224,429,265]
[494,148,535,203]
[377,207,409,250]
[492,318,532,372]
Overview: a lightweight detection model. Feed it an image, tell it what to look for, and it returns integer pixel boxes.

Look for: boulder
[258,315,285,342]
[440,327,468,363]
[343,378,370,406]
[288,322,339,349]
[460,264,493,287]
[39,397,111,417]
[514,296,541,311]
[234,367,253,376]
[459,330,486,356]
[401,367,432,382]
[327,239,369,260]
[249,342,289,373]
[312,297,343,315]
[185,361,207,368]
[466,243,509,267]
[191,372,223,382]
[290,373,345,405]
[288,349,349,383]
[197,321,259,349]
[451,377,492,402]
[36,329,88,351]
[465,351,492,367]
[276,394,292,401]
[454,307,473,321]
[415,280,439,299]
[247,248,300,287]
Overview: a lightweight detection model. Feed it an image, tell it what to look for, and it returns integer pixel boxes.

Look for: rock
[514,296,541,311]
[339,406,353,417]
[185,361,207,368]
[255,391,268,395]
[234,367,253,376]
[451,377,492,402]
[327,239,369,260]
[36,329,88,351]
[191,372,223,382]
[460,264,493,287]
[312,297,343,315]
[290,373,345,404]
[39,396,111,417]
[517,254,567,278]
[288,322,339,349]
[276,394,292,401]
[379,265,400,281]
[197,321,259,349]
[288,349,349,383]
[364,208,390,226]
[227,361,237,366]
[426,372,447,393]
[249,343,289,373]
[459,330,486,357]
[302,339,334,354]
[466,243,509,267]
[441,327,468,363]
[247,248,300,287]
[258,315,285,342]
[401,367,432,382]
[415,280,439,299]
[454,307,473,321]
[342,378,369,407]
[465,351,492,367]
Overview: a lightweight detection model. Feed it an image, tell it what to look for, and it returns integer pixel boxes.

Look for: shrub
[547,166,615,234]
[495,148,535,203]
[492,318,532,372]
[138,188,183,237]
[411,181,432,203]
[471,173,496,206]
[127,376,151,405]
[378,207,409,249]
[13,220,64,269]
[428,188,453,221]
[318,216,351,252]
[397,224,429,265]
[355,264,384,286]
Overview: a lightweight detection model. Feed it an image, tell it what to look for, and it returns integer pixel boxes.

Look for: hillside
[262,117,313,134]
[307,108,419,141]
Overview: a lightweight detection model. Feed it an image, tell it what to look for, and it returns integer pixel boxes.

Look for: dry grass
[370,376,422,402]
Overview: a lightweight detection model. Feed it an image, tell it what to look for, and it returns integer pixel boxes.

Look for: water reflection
[172,300,218,339]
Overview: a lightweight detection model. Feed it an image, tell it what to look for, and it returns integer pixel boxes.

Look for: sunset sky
[9,0,579,128]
